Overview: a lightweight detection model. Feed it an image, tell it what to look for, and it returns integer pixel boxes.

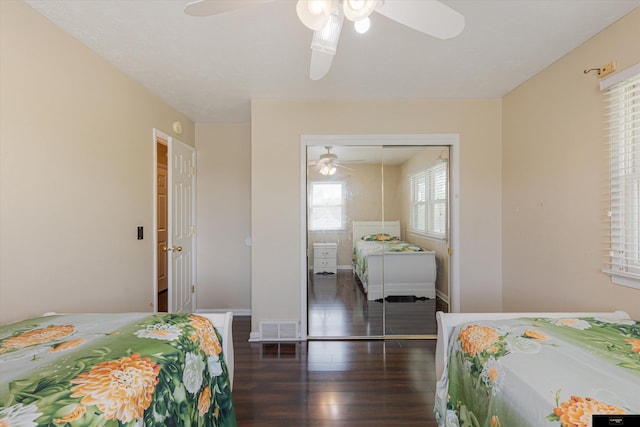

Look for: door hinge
[191,225,196,234]
[448,247,453,256]
[191,166,196,176]
[191,285,195,294]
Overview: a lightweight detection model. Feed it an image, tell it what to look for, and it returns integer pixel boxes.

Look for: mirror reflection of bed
[306,145,451,338]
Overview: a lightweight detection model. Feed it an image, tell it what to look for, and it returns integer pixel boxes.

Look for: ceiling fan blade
[184,0,274,17]
[310,49,335,81]
[375,0,465,39]
[315,157,333,168]
[335,163,354,171]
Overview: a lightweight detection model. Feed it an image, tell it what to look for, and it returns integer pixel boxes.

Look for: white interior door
[168,137,196,313]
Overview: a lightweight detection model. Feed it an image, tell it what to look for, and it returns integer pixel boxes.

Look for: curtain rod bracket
[584,61,616,78]
[584,68,602,75]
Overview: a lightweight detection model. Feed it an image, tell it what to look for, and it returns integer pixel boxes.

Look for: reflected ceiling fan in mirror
[184,0,465,80]
[309,146,355,175]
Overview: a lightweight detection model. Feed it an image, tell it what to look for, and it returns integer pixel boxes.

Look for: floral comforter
[435,316,640,427]
[0,313,236,427]
[352,239,426,283]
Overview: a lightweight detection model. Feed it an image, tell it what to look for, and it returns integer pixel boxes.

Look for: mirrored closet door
[307,145,384,338]
[381,145,450,337]
[306,143,450,339]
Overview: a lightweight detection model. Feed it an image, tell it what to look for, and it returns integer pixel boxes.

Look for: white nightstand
[313,242,337,274]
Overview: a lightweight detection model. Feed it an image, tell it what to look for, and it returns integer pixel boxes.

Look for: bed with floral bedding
[352,220,437,301]
[0,312,236,427]
[434,311,640,427]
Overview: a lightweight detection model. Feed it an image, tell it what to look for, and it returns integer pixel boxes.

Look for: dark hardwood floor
[231,316,440,426]
[309,269,448,337]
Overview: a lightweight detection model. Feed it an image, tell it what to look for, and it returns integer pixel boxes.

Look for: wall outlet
[599,61,616,78]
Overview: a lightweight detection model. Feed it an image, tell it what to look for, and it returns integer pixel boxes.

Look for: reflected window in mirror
[309,181,345,231]
[409,162,447,239]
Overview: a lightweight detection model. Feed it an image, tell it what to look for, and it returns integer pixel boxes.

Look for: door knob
[163,246,169,252]
[174,246,183,252]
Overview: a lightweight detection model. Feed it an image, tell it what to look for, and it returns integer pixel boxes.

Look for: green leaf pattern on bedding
[360,233,400,241]
[0,313,236,427]
[436,316,640,427]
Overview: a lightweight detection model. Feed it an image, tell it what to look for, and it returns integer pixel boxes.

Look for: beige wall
[502,8,640,319]
[195,123,251,312]
[251,99,503,334]
[0,0,194,323]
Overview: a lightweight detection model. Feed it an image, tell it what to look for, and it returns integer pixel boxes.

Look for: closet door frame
[299,134,460,340]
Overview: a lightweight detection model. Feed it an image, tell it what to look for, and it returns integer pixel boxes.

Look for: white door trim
[299,134,461,339]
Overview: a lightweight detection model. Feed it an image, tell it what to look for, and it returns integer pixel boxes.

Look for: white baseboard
[196,308,251,316]
[308,265,354,271]
[249,331,305,342]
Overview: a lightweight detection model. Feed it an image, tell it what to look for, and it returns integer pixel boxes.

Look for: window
[409,162,447,239]
[309,181,345,231]
[602,64,640,289]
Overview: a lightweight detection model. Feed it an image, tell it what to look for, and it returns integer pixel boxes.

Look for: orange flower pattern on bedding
[625,338,640,354]
[70,353,161,423]
[523,329,549,342]
[458,324,500,356]
[48,338,87,353]
[52,405,86,423]
[190,314,223,356]
[198,386,212,416]
[553,395,625,427]
[0,324,74,353]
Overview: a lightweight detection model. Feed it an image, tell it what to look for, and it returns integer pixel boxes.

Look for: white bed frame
[201,312,234,389]
[352,221,437,301]
[435,310,631,382]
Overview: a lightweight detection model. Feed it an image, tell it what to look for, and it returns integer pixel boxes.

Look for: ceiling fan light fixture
[310,8,344,55]
[296,0,331,31]
[354,16,371,33]
[316,146,339,175]
[319,165,337,176]
[343,0,377,22]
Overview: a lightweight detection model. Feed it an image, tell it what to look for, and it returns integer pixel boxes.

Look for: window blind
[409,161,447,239]
[602,64,640,289]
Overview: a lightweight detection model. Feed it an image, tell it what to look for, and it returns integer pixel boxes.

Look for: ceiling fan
[309,146,354,175]
[184,0,465,80]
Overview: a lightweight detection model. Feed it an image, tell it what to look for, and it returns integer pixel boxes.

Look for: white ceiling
[307,145,434,164]
[23,0,640,123]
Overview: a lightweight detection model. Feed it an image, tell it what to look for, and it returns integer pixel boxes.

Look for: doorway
[153,129,197,313]
[300,134,460,339]
[157,140,168,312]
